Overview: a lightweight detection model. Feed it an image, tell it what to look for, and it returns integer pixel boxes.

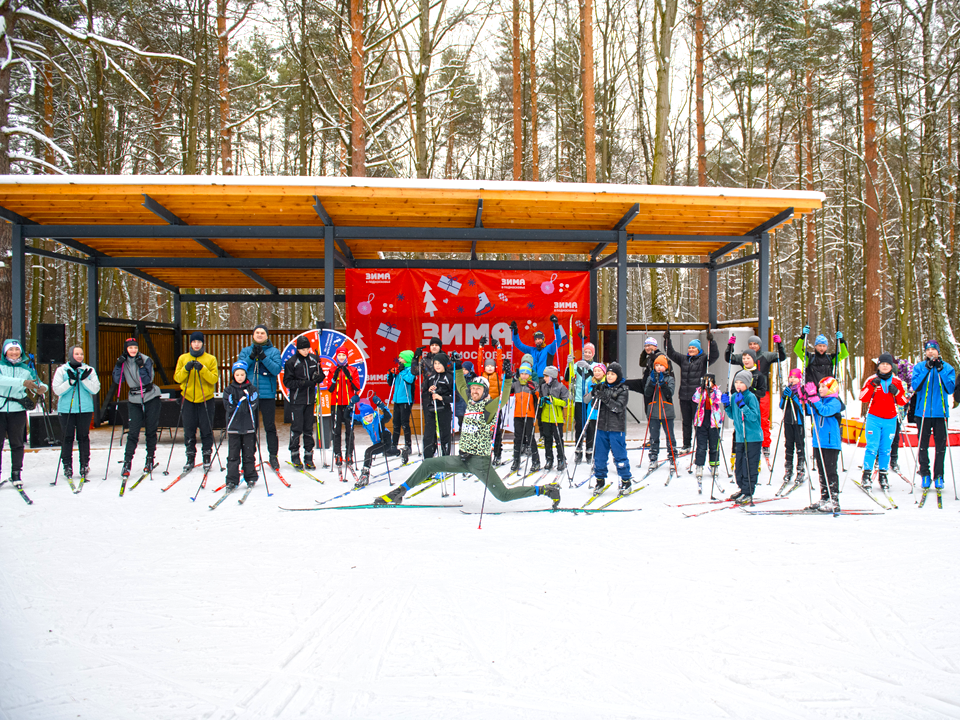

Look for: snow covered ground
[3,419,960,720]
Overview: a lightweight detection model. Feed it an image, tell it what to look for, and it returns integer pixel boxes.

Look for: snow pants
[734,441,761,497]
[679,398,697,448]
[125,397,159,463]
[593,429,631,481]
[512,416,539,464]
[226,432,258,486]
[890,420,901,466]
[814,447,840,501]
[541,421,564,463]
[60,411,93,468]
[289,404,316,457]
[574,403,595,454]
[648,417,677,463]
[760,393,772,448]
[423,406,451,458]
[917,417,947,480]
[182,398,215,459]
[402,453,539,502]
[783,422,805,471]
[329,404,354,460]
[863,414,898,472]
[0,410,26,473]
[391,402,412,449]
[694,421,719,466]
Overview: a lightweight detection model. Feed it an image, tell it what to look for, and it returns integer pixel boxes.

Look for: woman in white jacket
[52,345,101,481]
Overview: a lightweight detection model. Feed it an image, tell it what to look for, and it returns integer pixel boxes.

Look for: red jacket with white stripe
[859,375,907,419]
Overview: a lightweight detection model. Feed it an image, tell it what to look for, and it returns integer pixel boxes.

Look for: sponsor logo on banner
[554,301,579,311]
[365,272,392,283]
[501,278,525,287]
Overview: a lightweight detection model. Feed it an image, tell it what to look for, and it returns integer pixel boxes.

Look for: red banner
[345,269,591,397]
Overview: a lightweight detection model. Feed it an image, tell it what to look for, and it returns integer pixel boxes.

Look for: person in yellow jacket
[538,365,569,472]
[173,331,219,473]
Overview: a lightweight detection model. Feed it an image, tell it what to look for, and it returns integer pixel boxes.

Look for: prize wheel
[278,329,367,416]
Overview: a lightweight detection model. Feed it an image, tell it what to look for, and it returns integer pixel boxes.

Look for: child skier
[510,363,541,473]
[911,340,956,495]
[386,350,416,462]
[539,365,569,471]
[690,373,724,484]
[285,336,325,470]
[728,349,768,472]
[794,327,849,385]
[375,362,561,506]
[222,360,259,491]
[589,362,633,496]
[417,351,453,458]
[779,368,808,487]
[326,346,360,467]
[664,329,719,452]
[52,345,100,483]
[727,333,787,458]
[858,353,908,491]
[576,363,604,463]
[567,341,597,462]
[804,376,845,512]
[353,395,398,488]
[722,370,762,504]
[643,354,678,473]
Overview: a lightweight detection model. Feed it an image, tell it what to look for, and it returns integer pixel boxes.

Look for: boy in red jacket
[858,352,908,491]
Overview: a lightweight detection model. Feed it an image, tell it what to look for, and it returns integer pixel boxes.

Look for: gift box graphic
[438,275,462,295]
[376,323,401,342]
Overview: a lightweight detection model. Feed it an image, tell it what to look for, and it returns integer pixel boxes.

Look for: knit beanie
[877,352,895,367]
[429,336,442,349]
[747,335,762,346]
[688,339,702,353]
[925,339,940,351]
[654,354,669,370]
[742,348,758,363]
[296,336,311,349]
[124,337,138,350]
[483,356,496,371]
[815,334,829,347]
[433,352,449,369]
[734,370,754,388]
[592,362,607,375]
[544,365,559,379]
[788,368,803,381]
[819,376,840,397]
[232,360,248,374]
[190,331,204,344]
[518,363,533,376]
[253,324,269,336]
[463,361,475,374]
[399,350,414,366]
[583,342,596,355]
[644,336,658,348]
[607,362,623,382]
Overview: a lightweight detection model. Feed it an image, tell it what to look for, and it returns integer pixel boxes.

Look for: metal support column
[708,264,718,328]
[87,262,100,416]
[757,231,770,347]
[172,293,182,355]
[11,224,24,341]
[324,225,335,327]
[590,266,598,347]
[617,230,627,370]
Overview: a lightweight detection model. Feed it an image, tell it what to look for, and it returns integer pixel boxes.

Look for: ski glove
[550,314,559,324]
[728,335,736,346]
[721,392,730,405]
[66,368,79,384]
[802,325,810,335]
[871,377,882,388]
[773,334,782,344]
[479,336,487,347]
[836,331,843,340]
[186,360,202,372]
[782,386,793,399]
[510,321,519,334]
[804,381,818,397]
[115,356,126,369]
[413,347,423,361]
[134,355,145,368]
[706,330,714,341]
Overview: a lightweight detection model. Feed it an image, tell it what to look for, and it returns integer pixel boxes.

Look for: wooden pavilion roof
[0,176,824,292]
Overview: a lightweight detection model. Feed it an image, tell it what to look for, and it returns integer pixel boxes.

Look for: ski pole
[249,396,272,497]
[658,389,680,481]
[807,395,836,506]
[839,392,875,492]
[687,388,707,473]
[191,400,241,501]
[568,396,599,487]
[914,370,933,501]
[163,377,188,475]
[102,378,123,483]
[53,375,78,487]
[767,347,787,484]
[937,376,958,500]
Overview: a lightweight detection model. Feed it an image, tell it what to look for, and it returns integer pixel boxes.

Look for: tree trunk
[650,0,678,185]
[217,0,232,174]
[529,0,539,181]
[803,0,815,328]
[581,0,596,182]
[862,0,881,369]
[414,0,430,178]
[184,0,207,174]
[512,0,522,180]
[350,0,366,176]
[695,0,709,322]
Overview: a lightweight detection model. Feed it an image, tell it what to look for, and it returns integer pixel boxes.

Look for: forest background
[0,0,958,374]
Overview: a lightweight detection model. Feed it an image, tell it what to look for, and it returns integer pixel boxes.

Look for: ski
[286,503,463,511]
[882,491,899,509]
[936,488,943,509]
[781,479,806,497]
[161,464,200,492]
[743,508,883,516]
[775,477,793,496]
[597,484,646,510]
[850,479,892,510]
[313,477,389,507]
[118,472,130,497]
[237,485,257,504]
[581,484,611,508]
[128,463,157,493]
[11,483,33,504]
[208,485,236,510]
[507,468,541,487]
[460,507,640,515]
[641,463,662,481]
[286,461,324,484]
[683,496,783,518]
[918,487,930,508]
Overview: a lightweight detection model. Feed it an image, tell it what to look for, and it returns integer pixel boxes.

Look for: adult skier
[173,331,219,474]
[112,338,161,477]
[794,327,849,385]
[664,329,719,451]
[858,353,908,491]
[0,339,47,490]
[238,324,283,470]
[510,315,563,380]
[52,345,100,482]
[911,340,956,494]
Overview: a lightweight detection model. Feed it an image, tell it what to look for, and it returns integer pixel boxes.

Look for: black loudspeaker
[37,323,66,364]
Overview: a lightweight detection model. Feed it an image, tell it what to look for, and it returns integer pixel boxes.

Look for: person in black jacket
[644,354,678,471]
[283,336,325,469]
[223,361,259,490]
[664,329,719,451]
[727,332,787,458]
[638,337,660,419]
[417,351,453,458]
[588,362,633,496]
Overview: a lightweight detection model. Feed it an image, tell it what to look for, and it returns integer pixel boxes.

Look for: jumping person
[285,336,325,470]
[691,373,724,481]
[911,340,956,493]
[0,339,47,489]
[52,345,100,482]
[859,353,908,491]
[222,360,259,491]
[644,354,677,473]
[112,338,161,478]
[353,394,399,488]
[722,370,762,504]
[387,349,416,462]
[805,376,846,512]
[510,315,562,381]
[326,346,359,467]
[173,331,219,474]
[375,361,561,507]
[539,365,568,472]
[794,327,849,386]
[779,368,808,486]
[238,324,283,470]
[726,333,786,458]
[664,329,719,452]
[588,362,633,496]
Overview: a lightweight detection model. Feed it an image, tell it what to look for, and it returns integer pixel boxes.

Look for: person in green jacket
[722,370,762,505]
[173,331,220,474]
[375,360,560,507]
[0,339,48,488]
[793,327,849,385]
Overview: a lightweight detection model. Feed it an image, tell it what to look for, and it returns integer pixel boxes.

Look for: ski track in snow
[2,428,960,720]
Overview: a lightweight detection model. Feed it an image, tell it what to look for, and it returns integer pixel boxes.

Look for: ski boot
[121,460,132,478]
[269,455,280,472]
[183,454,196,475]
[680,445,692,454]
[647,459,661,473]
[695,465,704,493]
[290,453,303,470]
[529,457,541,474]
[728,489,743,502]
[335,454,344,467]
[734,493,753,506]
[79,465,89,483]
[817,498,838,513]
[889,459,900,474]
[510,456,521,473]
[355,467,370,489]
[62,461,73,480]
[860,468,872,489]
[762,446,771,460]
[935,476,945,490]
[202,453,212,473]
[143,456,155,474]
[556,455,567,473]
[618,479,632,496]
[543,457,554,472]
[575,451,583,464]
[374,482,408,505]
[11,470,22,489]
[401,447,410,465]
[593,479,606,496]
[922,475,932,489]
[225,482,239,492]
[585,451,593,464]
[879,471,890,492]
[538,482,561,508]
[304,454,316,471]
[782,463,794,484]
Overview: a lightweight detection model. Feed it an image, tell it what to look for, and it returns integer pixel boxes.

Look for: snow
[0,173,826,204]
[2,417,960,720]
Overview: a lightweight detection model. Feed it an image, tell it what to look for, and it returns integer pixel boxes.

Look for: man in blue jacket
[237,325,283,471]
[510,315,563,381]
[911,339,957,491]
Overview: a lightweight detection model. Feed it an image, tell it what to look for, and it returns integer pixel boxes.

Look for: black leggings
[0,411,27,473]
[60,412,93,467]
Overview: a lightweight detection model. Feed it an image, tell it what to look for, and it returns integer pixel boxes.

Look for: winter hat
[644,336,658,348]
[742,348,758,363]
[433,352,449,369]
[232,360,248,374]
[463,361,475,374]
[296,336,311,349]
[2,339,23,362]
[606,362,623,382]
[877,352,895,367]
[253,324,269,336]
[583,342,596,355]
[654,354,669,370]
[469,375,490,391]
[814,334,829,347]
[518,363,533,376]
[190,331,204,345]
[484,356,496,371]
[124,337,139,350]
[925,339,940,351]
[533,330,545,339]
[521,353,534,368]
[734,370,754,388]
[788,368,803,381]
[67,345,83,367]
[688,339,702,353]
[819,376,840,397]
[747,335,762,347]
[544,365,559,379]
[429,336,442,348]
[399,350,414,366]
